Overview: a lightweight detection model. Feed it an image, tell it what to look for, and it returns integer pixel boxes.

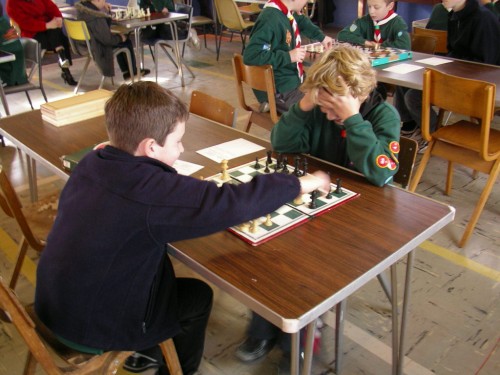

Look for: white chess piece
[146,8,151,17]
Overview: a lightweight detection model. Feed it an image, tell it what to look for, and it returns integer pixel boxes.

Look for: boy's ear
[135,138,156,157]
[388,1,395,11]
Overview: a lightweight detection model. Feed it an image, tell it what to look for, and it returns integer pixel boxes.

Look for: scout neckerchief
[264,0,303,82]
[373,10,397,43]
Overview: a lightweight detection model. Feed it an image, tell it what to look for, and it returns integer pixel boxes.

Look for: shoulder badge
[349,24,358,32]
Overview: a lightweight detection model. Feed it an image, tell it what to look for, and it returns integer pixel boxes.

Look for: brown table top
[0,110,455,333]
[375,51,500,106]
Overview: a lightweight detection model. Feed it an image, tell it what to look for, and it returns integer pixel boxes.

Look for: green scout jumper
[0,17,27,86]
[337,14,410,50]
[270,91,401,187]
[243,7,325,102]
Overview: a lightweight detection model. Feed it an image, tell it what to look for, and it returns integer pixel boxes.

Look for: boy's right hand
[290,46,306,63]
[298,171,331,194]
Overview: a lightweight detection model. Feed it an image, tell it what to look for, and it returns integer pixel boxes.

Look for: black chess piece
[266,150,273,165]
[335,178,342,194]
[309,190,318,209]
[302,159,308,175]
[326,172,333,199]
[277,153,283,169]
[282,158,289,174]
[264,160,270,173]
[294,155,301,177]
[254,157,262,169]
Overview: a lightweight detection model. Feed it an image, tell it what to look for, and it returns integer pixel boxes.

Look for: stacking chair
[0,167,57,289]
[189,90,236,127]
[238,3,262,20]
[63,18,134,94]
[0,38,48,116]
[184,0,216,48]
[142,3,195,85]
[413,27,448,54]
[214,0,255,61]
[409,69,499,247]
[0,277,184,375]
[411,33,437,54]
[232,54,278,133]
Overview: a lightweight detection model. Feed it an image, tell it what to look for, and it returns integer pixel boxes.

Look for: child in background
[34,81,330,375]
[243,0,333,113]
[76,0,149,80]
[0,3,27,87]
[237,44,400,369]
[337,0,410,50]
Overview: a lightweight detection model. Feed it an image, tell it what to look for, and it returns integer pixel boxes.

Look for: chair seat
[434,120,500,157]
[191,15,214,26]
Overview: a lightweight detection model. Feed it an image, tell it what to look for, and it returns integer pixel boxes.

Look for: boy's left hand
[317,88,362,123]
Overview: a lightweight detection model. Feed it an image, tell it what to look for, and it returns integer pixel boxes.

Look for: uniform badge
[376,155,389,168]
[389,141,400,154]
[286,30,292,47]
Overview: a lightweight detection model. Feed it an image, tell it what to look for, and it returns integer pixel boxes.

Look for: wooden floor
[0,29,499,375]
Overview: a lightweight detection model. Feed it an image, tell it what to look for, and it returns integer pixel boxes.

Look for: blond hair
[301,44,377,101]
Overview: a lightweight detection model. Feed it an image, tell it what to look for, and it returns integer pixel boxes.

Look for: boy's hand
[298,171,331,194]
[298,90,316,112]
[161,7,169,14]
[3,27,19,40]
[364,40,378,49]
[321,35,334,50]
[289,46,306,63]
[317,87,362,123]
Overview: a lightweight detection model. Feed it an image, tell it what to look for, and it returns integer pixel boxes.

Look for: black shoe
[140,68,151,77]
[61,68,77,86]
[235,337,276,362]
[57,49,70,69]
[401,120,417,135]
[123,353,161,373]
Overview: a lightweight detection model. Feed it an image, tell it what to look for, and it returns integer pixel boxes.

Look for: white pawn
[146,8,151,17]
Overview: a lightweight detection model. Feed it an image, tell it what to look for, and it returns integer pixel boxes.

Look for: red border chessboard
[206,156,360,246]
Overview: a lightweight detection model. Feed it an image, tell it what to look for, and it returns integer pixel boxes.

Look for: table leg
[390,264,399,375]
[291,331,300,375]
[302,320,316,375]
[168,22,185,87]
[397,250,415,375]
[335,300,346,374]
[26,154,38,202]
[133,27,143,73]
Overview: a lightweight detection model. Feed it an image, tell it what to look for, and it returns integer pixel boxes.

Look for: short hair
[105,82,189,154]
[301,44,377,101]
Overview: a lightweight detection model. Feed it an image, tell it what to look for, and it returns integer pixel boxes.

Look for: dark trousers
[139,278,213,375]
[34,28,72,64]
[247,313,293,353]
[114,39,138,75]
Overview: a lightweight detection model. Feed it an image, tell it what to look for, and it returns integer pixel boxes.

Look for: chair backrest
[232,54,279,124]
[410,33,436,54]
[214,0,247,30]
[174,3,194,43]
[0,167,46,289]
[413,27,447,54]
[19,38,43,82]
[422,68,497,161]
[190,90,236,127]
[393,136,418,189]
[63,18,93,58]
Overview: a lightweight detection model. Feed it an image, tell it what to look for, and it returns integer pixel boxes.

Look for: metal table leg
[391,264,399,375]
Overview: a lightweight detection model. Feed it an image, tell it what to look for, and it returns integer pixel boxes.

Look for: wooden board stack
[40,89,113,127]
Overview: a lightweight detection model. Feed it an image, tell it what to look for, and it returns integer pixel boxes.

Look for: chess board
[206,156,359,246]
[362,47,412,67]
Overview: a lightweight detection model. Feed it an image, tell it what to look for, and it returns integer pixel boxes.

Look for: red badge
[376,155,389,168]
[390,141,400,154]
[388,158,397,170]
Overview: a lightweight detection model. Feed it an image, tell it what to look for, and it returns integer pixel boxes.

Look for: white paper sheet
[173,160,204,176]
[196,138,265,163]
[383,63,425,74]
[415,57,453,66]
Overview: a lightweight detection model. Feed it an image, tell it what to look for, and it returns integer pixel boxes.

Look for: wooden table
[0,110,455,374]
[112,12,188,86]
[375,51,500,107]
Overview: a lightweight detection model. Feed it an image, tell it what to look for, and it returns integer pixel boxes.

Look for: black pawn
[326,172,333,199]
[254,157,262,169]
[335,178,342,194]
[264,160,270,173]
[282,158,289,174]
[302,159,308,176]
[309,190,318,209]
[294,155,301,177]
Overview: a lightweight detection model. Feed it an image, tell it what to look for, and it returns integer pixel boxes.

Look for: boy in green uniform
[243,0,333,113]
[236,45,400,366]
[337,0,410,50]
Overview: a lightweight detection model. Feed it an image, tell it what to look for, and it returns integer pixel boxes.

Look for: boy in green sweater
[237,44,400,368]
[243,0,333,113]
[337,0,410,50]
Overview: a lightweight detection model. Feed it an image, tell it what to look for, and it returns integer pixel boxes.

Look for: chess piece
[146,8,151,17]
[264,160,270,173]
[250,220,258,233]
[335,178,342,194]
[239,222,250,232]
[294,156,301,177]
[277,153,283,169]
[264,214,273,227]
[254,157,262,169]
[302,159,308,176]
[220,159,230,181]
[282,158,289,174]
[266,150,273,165]
[309,190,319,209]
[293,194,303,205]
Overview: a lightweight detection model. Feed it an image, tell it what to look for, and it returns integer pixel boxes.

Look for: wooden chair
[64,18,134,94]
[393,136,419,189]
[410,33,437,54]
[409,69,499,247]
[232,54,279,133]
[189,90,236,127]
[413,27,448,54]
[213,0,255,61]
[0,277,184,375]
[0,167,57,289]
[0,38,48,116]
